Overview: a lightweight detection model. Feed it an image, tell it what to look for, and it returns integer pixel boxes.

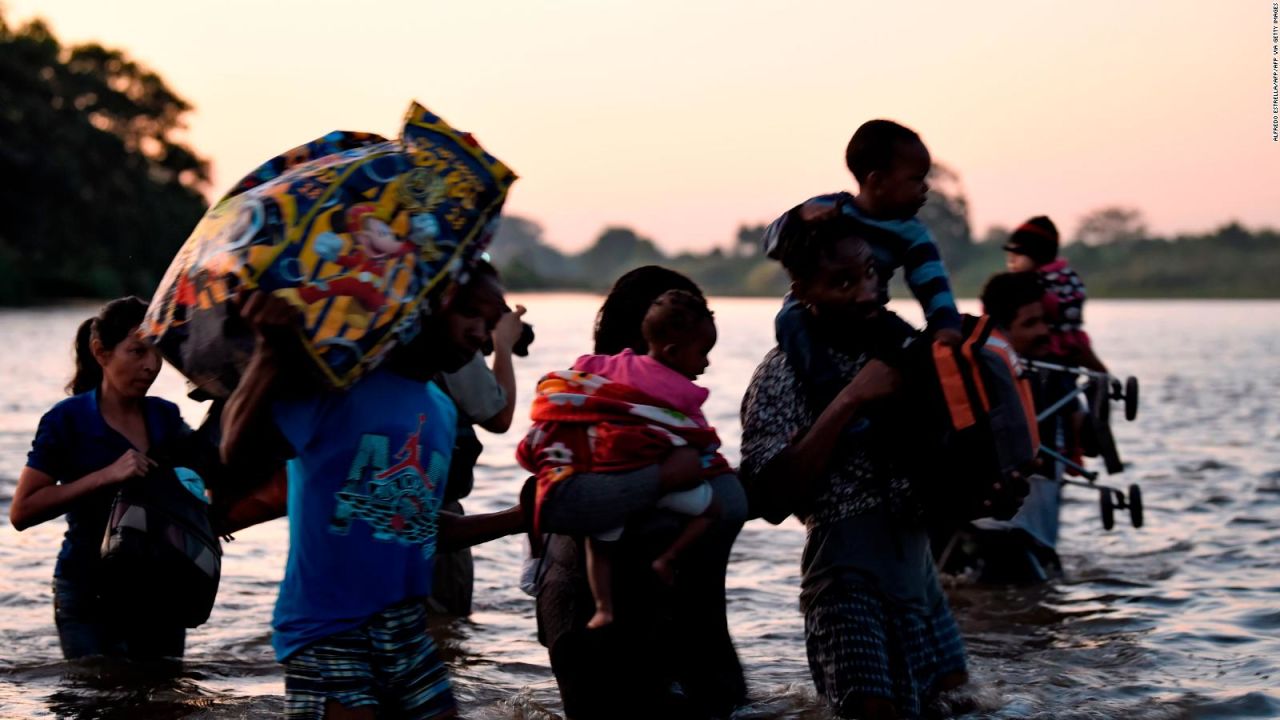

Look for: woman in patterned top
[739,215,969,719]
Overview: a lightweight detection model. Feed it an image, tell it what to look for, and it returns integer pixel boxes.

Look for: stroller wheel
[1100,488,1115,530]
[1128,484,1144,528]
[1124,377,1140,421]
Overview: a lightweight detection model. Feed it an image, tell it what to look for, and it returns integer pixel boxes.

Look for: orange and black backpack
[891,314,1039,524]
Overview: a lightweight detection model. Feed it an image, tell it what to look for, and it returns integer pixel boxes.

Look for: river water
[0,296,1277,719]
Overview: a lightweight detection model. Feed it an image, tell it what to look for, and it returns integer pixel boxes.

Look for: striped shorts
[283,601,457,719]
[804,584,967,719]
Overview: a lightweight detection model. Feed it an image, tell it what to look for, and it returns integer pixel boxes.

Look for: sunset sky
[9,0,1277,253]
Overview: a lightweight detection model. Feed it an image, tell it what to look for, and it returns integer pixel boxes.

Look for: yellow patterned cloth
[144,102,516,395]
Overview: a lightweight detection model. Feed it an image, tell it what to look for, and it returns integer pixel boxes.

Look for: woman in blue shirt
[9,297,191,660]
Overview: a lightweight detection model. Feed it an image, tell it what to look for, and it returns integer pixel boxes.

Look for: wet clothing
[1037,258,1092,359]
[804,582,966,718]
[283,601,456,719]
[535,467,748,718]
[270,366,456,662]
[740,339,967,718]
[26,389,191,660]
[53,576,185,660]
[761,192,962,333]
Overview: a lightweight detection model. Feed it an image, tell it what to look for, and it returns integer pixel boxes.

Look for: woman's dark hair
[775,213,873,285]
[594,266,703,355]
[980,272,1045,329]
[69,296,149,395]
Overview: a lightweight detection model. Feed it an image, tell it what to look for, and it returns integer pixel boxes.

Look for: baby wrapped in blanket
[518,291,730,628]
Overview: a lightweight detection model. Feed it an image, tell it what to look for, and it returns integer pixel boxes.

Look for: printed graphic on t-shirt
[329,414,445,557]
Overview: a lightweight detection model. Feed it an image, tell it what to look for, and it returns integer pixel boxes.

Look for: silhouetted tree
[577,226,662,280]
[734,223,766,257]
[0,10,209,303]
[1073,206,1148,246]
[918,162,974,262]
[488,215,546,265]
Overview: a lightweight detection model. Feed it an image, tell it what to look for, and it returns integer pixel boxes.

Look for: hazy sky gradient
[10,0,1277,252]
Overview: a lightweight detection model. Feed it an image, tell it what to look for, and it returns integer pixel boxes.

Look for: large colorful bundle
[144,102,516,396]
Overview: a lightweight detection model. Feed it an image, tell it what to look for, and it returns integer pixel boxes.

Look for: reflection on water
[1,297,1278,718]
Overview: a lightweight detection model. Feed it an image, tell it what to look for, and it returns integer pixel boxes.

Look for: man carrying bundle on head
[221,269,529,720]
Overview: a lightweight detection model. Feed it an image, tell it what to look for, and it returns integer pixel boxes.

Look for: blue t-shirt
[25,391,189,581]
[270,367,457,661]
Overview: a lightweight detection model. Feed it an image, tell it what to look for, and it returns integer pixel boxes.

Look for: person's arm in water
[436,502,527,552]
[478,305,526,433]
[220,292,298,466]
[9,451,155,531]
[436,477,536,553]
[752,359,900,519]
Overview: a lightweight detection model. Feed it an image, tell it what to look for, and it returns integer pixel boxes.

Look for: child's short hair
[1003,216,1059,266]
[844,119,923,184]
[981,272,1045,329]
[774,214,873,284]
[642,290,714,348]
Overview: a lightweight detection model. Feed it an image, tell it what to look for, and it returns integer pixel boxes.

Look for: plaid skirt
[804,583,967,719]
[283,601,456,719]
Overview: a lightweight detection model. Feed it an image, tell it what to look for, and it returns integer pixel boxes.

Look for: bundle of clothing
[517,369,731,535]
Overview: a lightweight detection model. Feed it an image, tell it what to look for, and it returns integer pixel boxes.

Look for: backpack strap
[958,315,994,412]
[932,342,976,431]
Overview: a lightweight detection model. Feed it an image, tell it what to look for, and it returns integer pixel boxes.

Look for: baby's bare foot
[587,609,614,630]
[652,556,677,585]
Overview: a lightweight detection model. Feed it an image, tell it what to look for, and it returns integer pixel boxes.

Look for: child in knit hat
[1004,216,1107,372]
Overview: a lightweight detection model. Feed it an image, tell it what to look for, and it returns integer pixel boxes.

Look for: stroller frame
[1020,358,1144,530]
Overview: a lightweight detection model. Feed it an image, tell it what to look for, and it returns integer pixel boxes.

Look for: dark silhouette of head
[642,290,717,380]
[1004,215,1060,269]
[844,119,932,220]
[777,215,881,326]
[981,271,1051,357]
[594,266,704,355]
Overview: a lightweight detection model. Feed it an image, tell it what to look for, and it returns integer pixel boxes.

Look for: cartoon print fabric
[144,102,517,396]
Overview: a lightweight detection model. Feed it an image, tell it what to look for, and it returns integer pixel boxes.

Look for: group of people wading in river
[13,118,1106,720]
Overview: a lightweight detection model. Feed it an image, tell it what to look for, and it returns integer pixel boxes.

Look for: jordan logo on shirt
[330,413,445,557]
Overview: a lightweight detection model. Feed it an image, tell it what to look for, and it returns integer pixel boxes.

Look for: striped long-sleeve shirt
[762,192,961,332]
